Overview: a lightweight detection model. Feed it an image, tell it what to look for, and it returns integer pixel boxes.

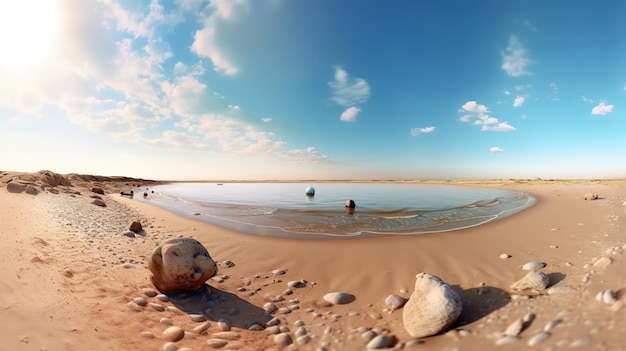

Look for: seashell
[402,273,462,338]
[510,271,549,291]
[521,261,546,271]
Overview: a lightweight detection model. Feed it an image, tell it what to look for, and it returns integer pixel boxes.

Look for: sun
[0,0,58,70]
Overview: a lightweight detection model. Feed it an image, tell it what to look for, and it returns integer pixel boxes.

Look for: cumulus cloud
[410,126,436,137]
[340,107,361,122]
[501,35,531,77]
[329,66,371,107]
[489,146,504,153]
[190,0,248,75]
[591,102,614,115]
[513,96,525,107]
[459,101,516,132]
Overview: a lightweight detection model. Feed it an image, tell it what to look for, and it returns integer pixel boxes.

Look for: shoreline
[0,171,624,350]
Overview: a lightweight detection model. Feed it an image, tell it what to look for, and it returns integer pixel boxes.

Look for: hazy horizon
[2,1,625,181]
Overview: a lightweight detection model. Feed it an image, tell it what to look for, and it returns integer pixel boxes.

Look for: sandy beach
[0,171,624,351]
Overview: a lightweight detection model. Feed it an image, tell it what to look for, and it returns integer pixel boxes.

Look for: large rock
[149,237,217,293]
[129,221,143,233]
[6,182,26,193]
[402,273,462,338]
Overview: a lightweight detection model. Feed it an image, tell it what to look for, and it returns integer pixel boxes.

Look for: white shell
[521,261,546,271]
[402,273,462,338]
[510,271,549,291]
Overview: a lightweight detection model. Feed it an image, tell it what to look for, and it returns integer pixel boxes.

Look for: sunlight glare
[0,0,58,70]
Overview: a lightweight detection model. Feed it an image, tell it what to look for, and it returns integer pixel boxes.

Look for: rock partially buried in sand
[129,221,143,233]
[6,182,26,193]
[583,192,599,200]
[510,271,549,292]
[402,273,462,338]
[521,261,546,271]
[149,237,218,294]
[323,292,355,305]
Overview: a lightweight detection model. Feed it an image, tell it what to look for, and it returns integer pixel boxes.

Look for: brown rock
[24,185,39,195]
[92,187,105,195]
[149,237,218,293]
[7,182,26,193]
[129,221,143,233]
[91,199,107,207]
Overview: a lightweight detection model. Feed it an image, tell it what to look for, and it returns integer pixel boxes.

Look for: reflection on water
[134,183,535,239]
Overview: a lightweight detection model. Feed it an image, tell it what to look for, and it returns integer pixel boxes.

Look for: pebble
[218,318,231,331]
[272,269,286,276]
[149,303,165,312]
[206,339,228,348]
[223,260,235,267]
[297,335,311,345]
[361,330,376,340]
[211,331,240,340]
[127,302,143,312]
[274,333,293,346]
[366,335,394,349]
[162,342,177,351]
[495,335,519,346]
[570,337,590,347]
[167,306,184,315]
[160,318,173,326]
[521,261,546,271]
[133,297,147,306]
[323,292,356,305]
[156,294,169,302]
[143,288,158,297]
[193,321,211,334]
[499,253,511,259]
[596,289,617,305]
[139,331,155,339]
[288,280,307,288]
[527,332,550,346]
[264,302,278,313]
[266,317,280,326]
[510,271,549,291]
[295,327,307,337]
[503,318,523,336]
[543,319,562,332]
[248,323,264,331]
[162,326,185,342]
[384,294,406,311]
[189,313,206,322]
[593,256,613,269]
[266,326,280,335]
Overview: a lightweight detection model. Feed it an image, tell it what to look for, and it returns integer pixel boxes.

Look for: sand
[0,171,624,351]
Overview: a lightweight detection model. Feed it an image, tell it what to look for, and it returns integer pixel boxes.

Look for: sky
[1,0,625,180]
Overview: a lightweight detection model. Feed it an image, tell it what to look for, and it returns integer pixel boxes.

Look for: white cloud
[489,146,504,153]
[501,35,531,77]
[104,0,165,39]
[591,102,614,115]
[481,122,516,132]
[261,117,272,122]
[340,106,361,122]
[329,66,371,107]
[513,96,525,107]
[503,90,511,95]
[190,0,248,75]
[459,101,516,132]
[410,126,436,136]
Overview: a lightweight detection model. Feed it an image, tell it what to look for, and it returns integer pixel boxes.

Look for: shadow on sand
[451,285,511,327]
[165,284,271,329]
[547,272,567,288]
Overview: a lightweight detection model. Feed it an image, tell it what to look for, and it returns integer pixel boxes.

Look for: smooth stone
[149,303,165,312]
[527,332,551,347]
[162,342,177,351]
[156,294,169,302]
[297,335,311,345]
[143,288,158,297]
[402,273,462,338]
[503,318,524,336]
[593,256,613,269]
[211,331,240,340]
[266,326,280,335]
[366,335,394,349]
[160,318,173,326]
[521,261,546,271]
[496,335,520,346]
[499,253,511,259]
[264,302,278,313]
[323,292,356,305]
[385,294,406,311]
[193,321,211,334]
[543,319,562,332]
[189,313,205,322]
[510,271,549,291]
[288,280,306,288]
[162,326,185,342]
[133,297,147,306]
[218,318,231,331]
[139,331,156,339]
[206,339,228,348]
[274,333,293,346]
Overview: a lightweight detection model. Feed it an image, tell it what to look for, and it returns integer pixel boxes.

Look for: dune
[0,171,624,350]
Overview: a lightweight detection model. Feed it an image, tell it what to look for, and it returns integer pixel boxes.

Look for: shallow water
[134,182,535,238]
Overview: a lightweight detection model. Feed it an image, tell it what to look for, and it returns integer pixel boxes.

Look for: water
[135,182,535,238]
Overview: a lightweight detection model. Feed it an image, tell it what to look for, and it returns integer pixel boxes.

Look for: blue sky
[1,0,625,180]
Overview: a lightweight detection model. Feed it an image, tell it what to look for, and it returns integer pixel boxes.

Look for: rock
[510,271,549,292]
[274,333,293,346]
[527,332,551,346]
[495,335,520,346]
[385,294,407,311]
[521,261,546,271]
[402,273,462,338]
[206,339,227,348]
[593,256,613,269]
[499,253,511,259]
[6,182,26,193]
[148,237,218,293]
[503,317,524,336]
[24,185,39,195]
[583,192,598,200]
[129,221,143,233]
[162,326,185,342]
[366,334,395,349]
[91,199,106,207]
[305,186,315,196]
[92,187,105,195]
[288,280,306,288]
[323,292,356,305]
